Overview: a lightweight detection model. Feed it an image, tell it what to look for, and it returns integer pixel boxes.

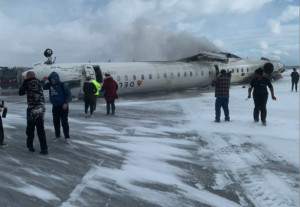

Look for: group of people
[83,73,118,117]
[0,67,297,151]
[212,68,276,126]
[213,67,299,126]
[0,71,119,154]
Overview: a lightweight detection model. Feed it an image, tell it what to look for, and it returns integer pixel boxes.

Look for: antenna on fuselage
[44,48,55,65]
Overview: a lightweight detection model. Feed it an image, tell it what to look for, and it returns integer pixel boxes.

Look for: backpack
[61,82,72,102]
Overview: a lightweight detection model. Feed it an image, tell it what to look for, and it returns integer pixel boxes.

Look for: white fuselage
[25,57,285,97]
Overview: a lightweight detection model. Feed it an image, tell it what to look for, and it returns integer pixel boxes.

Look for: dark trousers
[52,106,69,138]
[292,80,298,91]
[106,100,115,115]
[85,101,95,115]
[26,109,47,151]
[253,93,268,122]
[0,116,4,144]
[215,97,229,121]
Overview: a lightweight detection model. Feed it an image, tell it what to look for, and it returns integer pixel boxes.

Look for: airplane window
[190,72,193,76]
[247,68,249,72]
[117,76,120,81]
[231,69,234,73]
[237,69,239,73]
[195,71,198,76]
[184,72,187,77]
[149,74,152,79]
[133,75,136,80]
[164,73,167,78]
[201,71,204,76]
[171,73,174,78]
[141,74,144,80]
[156,73,160,79]
[125,75,128,81]
[177,72,180,77]
[241,68,244,72]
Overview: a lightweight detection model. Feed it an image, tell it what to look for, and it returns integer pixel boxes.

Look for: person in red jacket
[100,73,118,115]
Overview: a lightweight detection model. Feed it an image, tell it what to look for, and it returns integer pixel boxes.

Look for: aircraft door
[92,65,103,83]
[214,65,219,76]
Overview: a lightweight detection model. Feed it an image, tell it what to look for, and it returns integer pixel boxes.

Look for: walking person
[248,68,276,126]
[42,72,72,144]
[0,107,8,148]
[100,73,118,115]
[91,76,100,111]
[211,69,231,122]
[19,71,48,154]
[83,76,97,117]
[291,67,299,92]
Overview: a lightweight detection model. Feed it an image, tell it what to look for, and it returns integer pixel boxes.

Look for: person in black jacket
[19,71,48,154]
[291,68,299,92]
[248,68,276,126]
[83,77,97,117]
[0,107,8,148]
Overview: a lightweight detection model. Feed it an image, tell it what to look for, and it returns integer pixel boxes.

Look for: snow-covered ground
[0,70,299,207]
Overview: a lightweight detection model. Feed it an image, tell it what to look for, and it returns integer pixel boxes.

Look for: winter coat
[43,72,72,106]
[19,77,46,120]
[291,71,299,82]
[83,81,97,103]
[100,77,118,101]
[19,77,45,107]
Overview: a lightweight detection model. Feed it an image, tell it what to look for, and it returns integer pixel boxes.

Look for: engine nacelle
[263,63,274,74]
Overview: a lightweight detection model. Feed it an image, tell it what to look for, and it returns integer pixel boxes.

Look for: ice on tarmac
[0,70,298,207]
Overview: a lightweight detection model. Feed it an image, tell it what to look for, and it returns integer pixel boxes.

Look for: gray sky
[0,0,299,66]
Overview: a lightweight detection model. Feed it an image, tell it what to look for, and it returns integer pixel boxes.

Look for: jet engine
[263,62,274,74]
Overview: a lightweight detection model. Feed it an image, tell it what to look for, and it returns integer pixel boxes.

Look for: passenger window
[195,71,198,76]
[241,68,244,72]
[171,73,174,78]
[184,72,187,77]
[190,72,193,76]
[125,75,128,81]
[237,69,239,73]
[201,71,204,76]
[177,72,180,77]
[156,73,160,79]
[149,74,152,79]
[231,69,234,73]
[117,76,120,81]
[133,75,136,80]
[141,74,144,80]
[247,68,249,72]
[164,73,167,78]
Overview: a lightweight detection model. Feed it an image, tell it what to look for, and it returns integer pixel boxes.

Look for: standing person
[100,73,118,115]
[0,106,8,148]
[248,68,276,126]
[211,69,231,122]
[291,67,299,92]
[91,76,100,111]
[83,77,97,117]
[42,72,72,144]
[19,71,48,154]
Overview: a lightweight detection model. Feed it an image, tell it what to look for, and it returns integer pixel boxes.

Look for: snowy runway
[0,71,299,207]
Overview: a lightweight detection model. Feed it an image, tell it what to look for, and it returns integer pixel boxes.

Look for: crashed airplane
[23,49,285,98]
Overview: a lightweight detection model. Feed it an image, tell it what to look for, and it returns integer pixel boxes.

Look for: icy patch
[14,184,60,201]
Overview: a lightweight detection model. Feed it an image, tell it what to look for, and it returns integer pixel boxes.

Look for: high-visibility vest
[92,79,100,95]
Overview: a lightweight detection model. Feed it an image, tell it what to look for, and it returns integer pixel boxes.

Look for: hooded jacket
[43,72,71,106]
[83,80,97,102]
[100,76,118,101]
